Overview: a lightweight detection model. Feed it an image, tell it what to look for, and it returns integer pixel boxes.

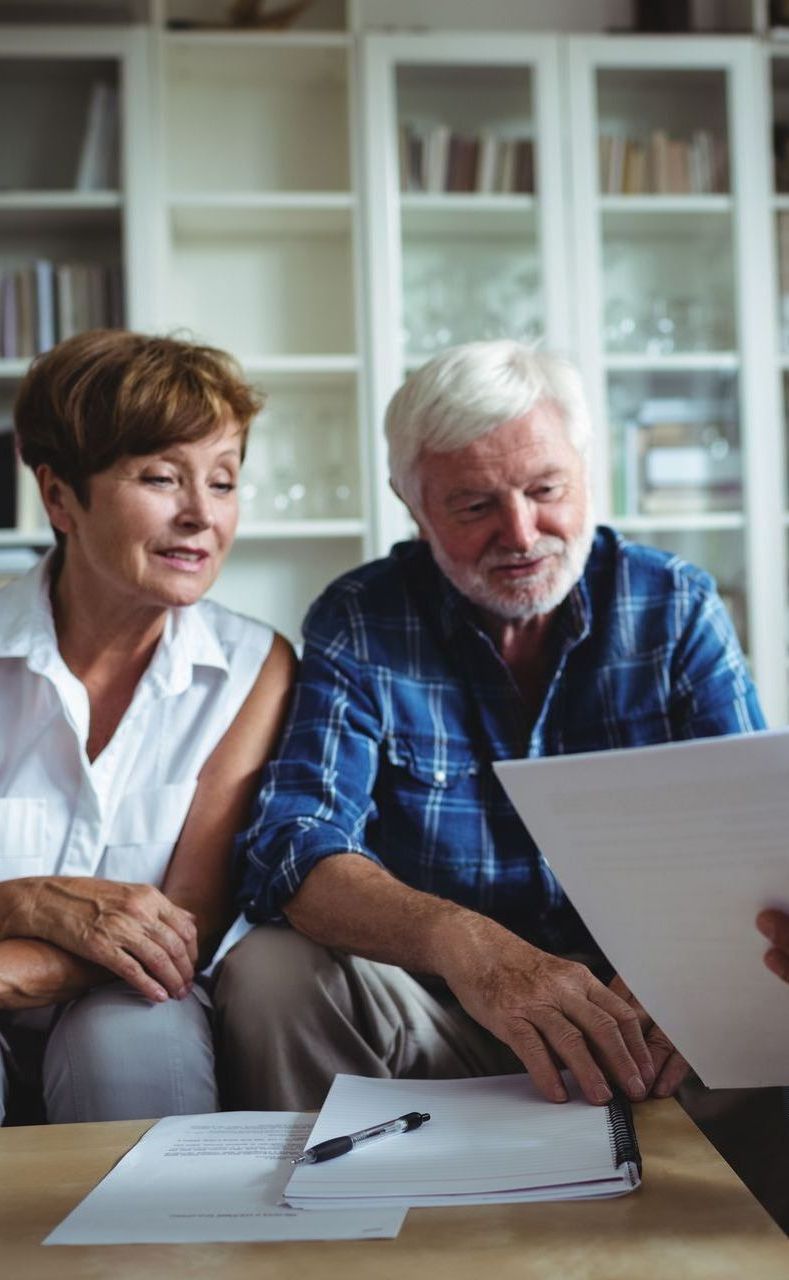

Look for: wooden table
[1,1099,788,1279]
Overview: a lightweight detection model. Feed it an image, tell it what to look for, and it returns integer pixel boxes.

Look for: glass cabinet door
[568,38,784,720]
[361,33,567,553]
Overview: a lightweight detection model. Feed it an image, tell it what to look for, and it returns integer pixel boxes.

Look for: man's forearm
[284,853,660,1107]
[0,938,108,1010]
[284,852,480,978]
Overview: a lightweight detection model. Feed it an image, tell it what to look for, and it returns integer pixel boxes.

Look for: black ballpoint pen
[291,1110,431,1164]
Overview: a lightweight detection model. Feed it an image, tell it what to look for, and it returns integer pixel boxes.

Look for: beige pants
[213,925,521,1110]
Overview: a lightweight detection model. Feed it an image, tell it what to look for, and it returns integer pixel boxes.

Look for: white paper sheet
[44,1112,405,1245]
[284,1073,639,1208]
[495,729,789,1089]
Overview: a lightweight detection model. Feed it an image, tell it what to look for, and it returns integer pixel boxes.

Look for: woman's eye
[141,474,175,487]
[212,480,237,494]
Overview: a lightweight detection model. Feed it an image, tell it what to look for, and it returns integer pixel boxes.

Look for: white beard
[429,506,596,624]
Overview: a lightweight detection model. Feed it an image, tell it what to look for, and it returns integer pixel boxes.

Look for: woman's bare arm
[163,631,296,963]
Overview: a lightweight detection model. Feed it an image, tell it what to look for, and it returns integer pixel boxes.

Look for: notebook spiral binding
[606,1094,643,1180]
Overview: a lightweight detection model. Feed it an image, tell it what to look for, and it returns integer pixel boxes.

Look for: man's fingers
[644,1025,675,1083]
[532,1011,617,1104]
[507,1024,569,1103]
[577,989,653,1097]
[652,1048,690,1098]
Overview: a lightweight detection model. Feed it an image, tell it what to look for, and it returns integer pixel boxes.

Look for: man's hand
[0,877,197,1003]
[440,916,656,1105]
[608,975,689,1097]
[756,909,789,981]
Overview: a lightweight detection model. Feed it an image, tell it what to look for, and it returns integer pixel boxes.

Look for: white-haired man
[216,342,764,1111]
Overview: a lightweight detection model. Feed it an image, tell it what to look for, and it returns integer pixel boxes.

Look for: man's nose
[497,494,539,551]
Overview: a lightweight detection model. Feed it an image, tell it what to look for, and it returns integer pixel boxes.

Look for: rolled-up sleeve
[235,607,386,922]
[670,574,766,737]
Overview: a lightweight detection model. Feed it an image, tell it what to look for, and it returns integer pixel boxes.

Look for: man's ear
[35,464,78,536]
[388,476,426,539]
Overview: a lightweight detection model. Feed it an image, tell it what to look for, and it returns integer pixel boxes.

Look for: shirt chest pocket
[384,735,480,793]
[100,780,198,887]
[0,797,48,881]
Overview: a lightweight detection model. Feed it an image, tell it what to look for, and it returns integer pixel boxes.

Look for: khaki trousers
[213,925,521,1111]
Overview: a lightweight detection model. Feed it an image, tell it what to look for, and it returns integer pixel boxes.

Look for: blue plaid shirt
[237,527,765,955]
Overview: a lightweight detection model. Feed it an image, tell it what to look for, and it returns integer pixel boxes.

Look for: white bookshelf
[4,10,789,711]
[148,24,368,640]
[0,25,155,575]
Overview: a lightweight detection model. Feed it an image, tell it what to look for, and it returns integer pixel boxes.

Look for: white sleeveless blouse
[0,554,273,896]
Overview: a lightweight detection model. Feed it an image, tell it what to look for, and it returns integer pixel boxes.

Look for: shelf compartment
[607,367,741,522]
[239,383,361,524]
[0,57,119,192]
[396,63,536,198]
[401,230,542,357]
[164,40,350,194]
[596,67,730,196]
[166,225,355,358]
[601,207,736,357]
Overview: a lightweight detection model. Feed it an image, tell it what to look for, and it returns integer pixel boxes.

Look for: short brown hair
[15,329,263,503]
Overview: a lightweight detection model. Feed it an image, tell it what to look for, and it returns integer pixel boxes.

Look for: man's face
[415,404,594,623]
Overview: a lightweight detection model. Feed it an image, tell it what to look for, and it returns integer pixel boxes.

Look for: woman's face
[52,421,243,612]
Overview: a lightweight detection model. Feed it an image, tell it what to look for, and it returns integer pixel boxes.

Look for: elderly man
[215,341,764,1111]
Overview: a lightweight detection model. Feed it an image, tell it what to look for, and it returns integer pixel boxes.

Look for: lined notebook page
[285,1074,633,1203]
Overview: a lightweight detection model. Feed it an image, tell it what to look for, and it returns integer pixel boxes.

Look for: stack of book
[598,128,728,195]
[618,397,741,516]
[399,123,535,194]
[0,261,124,360]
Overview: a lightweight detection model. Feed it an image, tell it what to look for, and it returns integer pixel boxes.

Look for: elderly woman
[0,329,294,1123]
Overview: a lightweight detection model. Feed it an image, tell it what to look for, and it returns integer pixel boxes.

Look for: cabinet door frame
[359,31,568,555]
[567,34,785,723]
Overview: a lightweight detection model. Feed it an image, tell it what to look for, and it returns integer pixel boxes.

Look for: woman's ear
[35,464,78,536]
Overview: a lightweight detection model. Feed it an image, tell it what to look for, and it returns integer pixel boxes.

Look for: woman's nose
[175,484,212,529]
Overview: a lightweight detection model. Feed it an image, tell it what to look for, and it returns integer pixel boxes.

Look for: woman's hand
[0,876,197,1002]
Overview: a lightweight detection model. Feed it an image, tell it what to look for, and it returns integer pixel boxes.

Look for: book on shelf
[599,127,727,195]
[398,121,535,195]
[616,399,740,516]
[75,81,119,192]
[0,261,124,358]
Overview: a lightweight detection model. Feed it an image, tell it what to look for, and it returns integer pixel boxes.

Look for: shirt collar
[0,551,229,693]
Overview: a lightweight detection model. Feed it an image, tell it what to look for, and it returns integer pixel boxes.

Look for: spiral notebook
[284,1073,641,1208]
